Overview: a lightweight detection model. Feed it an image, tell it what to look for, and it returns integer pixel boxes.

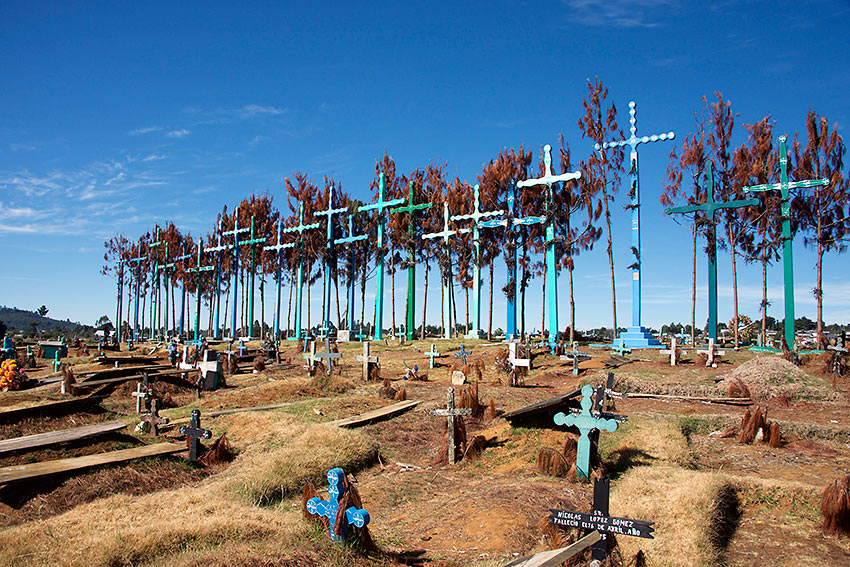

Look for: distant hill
[0,306,94,337]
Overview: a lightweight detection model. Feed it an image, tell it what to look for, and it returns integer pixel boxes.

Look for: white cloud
[562,0,678,28]
[166,129,191,138]
[141,154,166,162]
[239,104,286,118]
[130,126,163,135]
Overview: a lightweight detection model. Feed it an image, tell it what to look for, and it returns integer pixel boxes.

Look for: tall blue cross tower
[596,101,674,348]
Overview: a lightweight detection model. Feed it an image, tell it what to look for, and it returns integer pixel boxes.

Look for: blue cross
[554,385,619,479]
[454,344,471,365]
[237,339,247,356]
[306,468,371,542]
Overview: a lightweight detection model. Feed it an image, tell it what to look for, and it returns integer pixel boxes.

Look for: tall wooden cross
[744,135,830,349]
[358,173,405,341]
[263,220,295,344]
[553,384,619,478]
[335,214,368,332]
[316,189,348,339]
[179,409,212,463]
[126,247,146,344]
[283,202,321,341]
[115,258,126,343]
[450,184,503,339]
[149,226,166,340]
[171,245,194,338]
[517,144,582,353]
[222,208,251,339]
[597,101,675,347]
[389,181,434,340]
[428,387,472,464]
[156,242,178,340]
[238,216,268,340]
[186,237,215,342]
[665,161,758,340]
[422,203,470,339]
[203,218,229,339]
[314,337,342,376]
[306,468,371,542]
[480,185,546,339]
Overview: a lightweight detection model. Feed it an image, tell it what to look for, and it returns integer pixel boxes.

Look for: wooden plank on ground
[327,400,421,428]
[0,393,107,424]
[76,368,198,388]
[503,389,582,428]
[503,531,600,567]
[80,364,170,381]
[0,421,127,455]
[169,398,321,424]
[0,442,183,484]
[624,392,752,405]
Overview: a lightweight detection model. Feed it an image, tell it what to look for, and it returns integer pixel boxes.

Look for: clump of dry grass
[821,474,850,536]
[603,416,692,471]
[613,465,739,567]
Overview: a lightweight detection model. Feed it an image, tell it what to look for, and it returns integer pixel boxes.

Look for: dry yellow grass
[0,413,378,567]
[602,414,692,469]
[612,465,738,567]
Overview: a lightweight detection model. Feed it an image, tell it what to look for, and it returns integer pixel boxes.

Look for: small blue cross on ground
[306,468,371,542]
[611,338,632,357]
[237,339,247,356]
[553,384,619,479]
[454,344,471,365]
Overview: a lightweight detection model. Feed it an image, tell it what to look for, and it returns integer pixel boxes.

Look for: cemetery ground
[0,339,848,566]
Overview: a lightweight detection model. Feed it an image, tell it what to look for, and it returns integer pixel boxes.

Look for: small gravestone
[698,337,725,368]
[306,468,371,542]
[424,343,442,369]
[553,384,621,479]
[337,330,350,343]
[314,338,342,376]
[179,345,195,370]
[451,370,467,386]
[549,475,654,562]
[354,342,378,380]
[142,399,169,436]
[53,351,61,373]
[132,382,151,413]
[198,349,222,390]
[428,387,472,464]
[179,409,212,463]
[660,336,680,367]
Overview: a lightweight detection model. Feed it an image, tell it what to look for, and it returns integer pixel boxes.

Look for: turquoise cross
[744,135,830,350]
[422,203,470,339]
[222,208,251,339]
[425,343,442,368]
[306,468,370,542]
[335,214,368,333]
[316,190,349,340]
[186,238,215,342]
[263,220,296,344]
[553,384,618,479]
[284,202,321,341]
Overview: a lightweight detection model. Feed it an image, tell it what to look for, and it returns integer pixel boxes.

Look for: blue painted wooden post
[283,203,321,341]
[186,238,215,342]
[306,468,371,542]
[170,246,193,338]
[238,216,268,339]
[480,185,546,340]
[744,135,830,350]
[335,214,368,332]
[553,384,618,479]
[358,173,405,341]
[263,220,294,344]
[316,189,348,339]
[596,101,674,348]
[422,203,471,339]
[149,227,165,340]
[450,184,503,339]
[156,242,179,340]
[517,144,582,353]
[115,258,125,343]
[222,208,251,339]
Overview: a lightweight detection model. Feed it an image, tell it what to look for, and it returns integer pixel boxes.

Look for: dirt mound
[719,356,831,402]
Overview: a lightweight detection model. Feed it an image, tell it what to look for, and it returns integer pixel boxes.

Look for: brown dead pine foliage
[726,377,751,399]
[252,357,265,372]
[483,398,497,420]
[434,415,468,465]
[379,378,397,400]
[821,474,850,535]
[198,433,234,467]
[393,388,406,401]
[459,382,483,417]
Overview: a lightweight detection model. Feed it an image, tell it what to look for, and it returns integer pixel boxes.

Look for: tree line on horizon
[102,80,849,344]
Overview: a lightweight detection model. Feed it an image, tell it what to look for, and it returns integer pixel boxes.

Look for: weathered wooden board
[169,399,321,425]
[503,389,582,428]
[0,421,127,456]
[0,393,107,424]
[327,400,421,428]
[79,364,170,381]
[503,531,600,567]
[623,392,752,406]
[75,368,198,389]
[0,442,183,484]
[93,355,160,365]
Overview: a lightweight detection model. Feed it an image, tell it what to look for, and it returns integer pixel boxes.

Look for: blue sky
[1,1,849,331]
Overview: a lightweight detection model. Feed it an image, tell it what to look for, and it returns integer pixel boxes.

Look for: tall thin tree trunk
[223,284,229,333]
[730,238,740,348]
[487,260,494,340]
[421,257,429,340]
[691,221,697,345]
[569,262,575,344]
[360,257,368,334]
[451,270,459,338]
[816,230,824,341]
[602,180,618,340]
[761,256,768,347]
[390,256,397,337]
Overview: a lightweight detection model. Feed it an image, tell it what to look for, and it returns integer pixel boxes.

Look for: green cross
[359,173,405,340]
[744,135,829,349]
[422,203,470,339]
[389,181,434,340]
[666,161,758,340]
[553,384,618,479]
[284,203,321,341]
[451,184,503,339]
